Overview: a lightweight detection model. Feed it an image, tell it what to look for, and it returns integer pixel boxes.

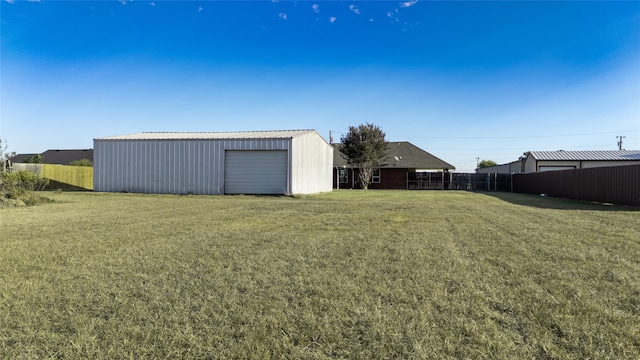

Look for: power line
[421,142,640,151]
[387,130,640,141]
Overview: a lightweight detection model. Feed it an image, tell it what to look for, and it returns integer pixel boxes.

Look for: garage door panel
[225,150,288,194]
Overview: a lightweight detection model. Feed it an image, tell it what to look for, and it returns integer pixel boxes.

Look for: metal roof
[333,142,455,170]
[528,150,640,161]
[96,130,318,141]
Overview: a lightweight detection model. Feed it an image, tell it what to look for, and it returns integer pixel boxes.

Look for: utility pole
[617,136,626,151]
[329,130,334,144]
[475,157,480,169]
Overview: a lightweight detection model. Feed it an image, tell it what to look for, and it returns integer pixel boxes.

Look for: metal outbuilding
[523,150,640,173]
[93,130,333,195]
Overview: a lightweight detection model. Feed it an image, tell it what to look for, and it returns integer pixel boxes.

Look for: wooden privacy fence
[9,163,42,174]
[513,165,640,207]
[11,163,93,190]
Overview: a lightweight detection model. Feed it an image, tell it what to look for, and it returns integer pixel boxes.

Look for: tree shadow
[479,191,640,212]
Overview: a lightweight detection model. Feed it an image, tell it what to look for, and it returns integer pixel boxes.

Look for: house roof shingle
[6,153,38,163]
[528,150,640,161]
[9,149,93,165]
[333,142,455,170]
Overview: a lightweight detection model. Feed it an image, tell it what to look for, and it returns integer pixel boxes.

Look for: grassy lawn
[1,190,639,359]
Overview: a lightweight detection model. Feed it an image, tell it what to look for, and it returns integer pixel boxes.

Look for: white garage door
[224,150,288,194]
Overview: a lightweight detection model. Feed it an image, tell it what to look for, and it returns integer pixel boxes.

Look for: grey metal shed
[93,130,333,195]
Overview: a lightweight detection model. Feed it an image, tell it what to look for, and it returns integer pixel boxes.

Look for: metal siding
[92,140,100,190]
[151,141,159,192]
[95,135,335,195]
[160,141,168,193]
[105,140,115,191]
[134,141,141,191]
[94,139,221,194]
[582,161,640,168]
[176,141,183,193]
[130,141,136,191]
[513,165,640,206]
[538,165,577,172]
[93,140,101,190]
[291,132,333,194]
[179,141,186,193]
[121,141,129,191]
[194,141,201,193]
[117,142,123,190]
[104,140,117,191]
[477,163,511,174]
[525,157,640,173]
[106,142,122,191]
[524,156,537,173]
[187,141,195,193]
[102,141,110,191]
[127,141,135,191]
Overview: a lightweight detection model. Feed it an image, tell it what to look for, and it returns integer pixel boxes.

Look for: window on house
[339,168,348,183]
[372,168,381,183]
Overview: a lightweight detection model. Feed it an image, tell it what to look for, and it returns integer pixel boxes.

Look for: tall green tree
[478,160,498,168]
[339,123,389,189]
[24,154,44,164]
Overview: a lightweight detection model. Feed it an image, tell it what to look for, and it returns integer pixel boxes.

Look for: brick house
[333,142,455,189]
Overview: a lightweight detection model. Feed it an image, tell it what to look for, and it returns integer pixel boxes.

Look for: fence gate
[407,172,447,190]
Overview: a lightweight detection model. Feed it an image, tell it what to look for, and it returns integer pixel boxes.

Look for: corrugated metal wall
[513,165,640,207]
[527,159,640,173]
[290,132,333,194]
[476,160,522,174]
[94,138,293,195]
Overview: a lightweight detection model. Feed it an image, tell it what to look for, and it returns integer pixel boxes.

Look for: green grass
[1,190,639,359]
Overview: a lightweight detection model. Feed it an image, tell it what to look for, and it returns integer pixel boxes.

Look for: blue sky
[1,0,639,171]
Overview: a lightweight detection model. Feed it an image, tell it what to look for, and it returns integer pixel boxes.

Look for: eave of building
[95,130,319,141]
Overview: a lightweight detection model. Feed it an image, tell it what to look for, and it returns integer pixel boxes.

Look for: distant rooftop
[528,150,640,161]
[96,130,318,141]
[333,141,455,170]
[9,149,93,165]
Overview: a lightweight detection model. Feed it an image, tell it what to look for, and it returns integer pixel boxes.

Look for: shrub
[0,170,50,204]
[69,158,93,167]
[23,154,44,163]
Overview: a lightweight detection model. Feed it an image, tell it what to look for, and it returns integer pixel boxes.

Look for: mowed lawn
[1,191,639,359]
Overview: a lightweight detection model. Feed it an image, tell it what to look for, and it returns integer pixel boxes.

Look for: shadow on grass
[46,180,92,191]
[479,191,640,211]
